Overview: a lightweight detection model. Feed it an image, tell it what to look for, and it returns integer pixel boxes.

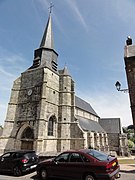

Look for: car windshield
[87,149,108,161]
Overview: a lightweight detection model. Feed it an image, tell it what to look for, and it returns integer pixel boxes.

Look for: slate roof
[40,14,54,49]
[76,116,106,133]
[99,118,121,134]
[75,96,99,117]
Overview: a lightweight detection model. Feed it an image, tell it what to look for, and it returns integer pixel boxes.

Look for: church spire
[31,3,58,71]
[40,14,54,49]
[40,2,54,49]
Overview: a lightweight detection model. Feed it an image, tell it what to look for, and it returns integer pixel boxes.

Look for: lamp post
[115,81,128,93]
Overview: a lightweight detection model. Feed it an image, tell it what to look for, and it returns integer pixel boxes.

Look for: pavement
[120,164,135,172]
[118,156,135,173]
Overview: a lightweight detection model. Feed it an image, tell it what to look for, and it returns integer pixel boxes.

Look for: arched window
[21,127,34,139]
[48,116,55,136]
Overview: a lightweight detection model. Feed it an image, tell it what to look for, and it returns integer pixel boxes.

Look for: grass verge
[118,159,135,164]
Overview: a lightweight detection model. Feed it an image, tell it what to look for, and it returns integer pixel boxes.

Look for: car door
[0,152,12,172]
[52,152,85,179]
[50,152,70,178]
[67,152,85,179]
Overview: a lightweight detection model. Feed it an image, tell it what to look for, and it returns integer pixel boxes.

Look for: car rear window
[87,150,108,161]
[24,152,36,158]
[12,153,24,158]
[12,151,36,158]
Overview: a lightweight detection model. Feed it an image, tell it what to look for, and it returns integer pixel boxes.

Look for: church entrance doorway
[21,141,33,150]
[21,127,34,150]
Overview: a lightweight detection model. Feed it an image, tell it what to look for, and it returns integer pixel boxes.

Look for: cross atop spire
[48,2,54,14]
[39,2,55,48]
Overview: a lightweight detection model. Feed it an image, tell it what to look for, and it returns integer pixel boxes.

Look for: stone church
[0,14,126,156]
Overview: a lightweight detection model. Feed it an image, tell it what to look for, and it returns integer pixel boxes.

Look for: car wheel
[85,174,96,180]
[13,166,22,176]
[40,168,48,180]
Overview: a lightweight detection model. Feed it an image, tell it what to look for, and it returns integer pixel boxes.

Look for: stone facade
[99,118,128,156]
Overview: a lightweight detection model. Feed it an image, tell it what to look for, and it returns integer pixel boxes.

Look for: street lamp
[115,81,128,93]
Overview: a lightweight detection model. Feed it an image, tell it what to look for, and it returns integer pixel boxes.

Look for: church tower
[58,66,75,151]
[124,37,135,128]
[0,13,60,154]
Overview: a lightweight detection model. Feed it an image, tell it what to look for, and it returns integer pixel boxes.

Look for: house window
[48,116,54,136]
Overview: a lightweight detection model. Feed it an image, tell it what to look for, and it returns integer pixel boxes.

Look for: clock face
[27,89,32,96]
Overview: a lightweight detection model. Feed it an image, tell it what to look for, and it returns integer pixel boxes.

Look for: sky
[0,0,134,127]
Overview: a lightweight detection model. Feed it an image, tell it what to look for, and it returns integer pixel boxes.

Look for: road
[0,171,135,180]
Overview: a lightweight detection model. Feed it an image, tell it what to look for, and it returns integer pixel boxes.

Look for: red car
[37,149,120,180]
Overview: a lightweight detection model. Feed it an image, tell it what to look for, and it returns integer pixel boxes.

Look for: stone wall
[124,45,135,126]
[107,133,119,152]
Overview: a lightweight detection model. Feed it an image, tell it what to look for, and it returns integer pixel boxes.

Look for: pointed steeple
[59,66,71,76]
[31,11,58,71]
[63,66,70,76]
[40,14,54,49]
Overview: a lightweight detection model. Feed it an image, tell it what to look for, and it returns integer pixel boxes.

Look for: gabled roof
[77,116,105,133]
[99,118,121,134]
[75,96,99,117]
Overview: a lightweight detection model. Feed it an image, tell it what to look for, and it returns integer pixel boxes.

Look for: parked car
[0,150,39,176]
[37,149,120,180]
